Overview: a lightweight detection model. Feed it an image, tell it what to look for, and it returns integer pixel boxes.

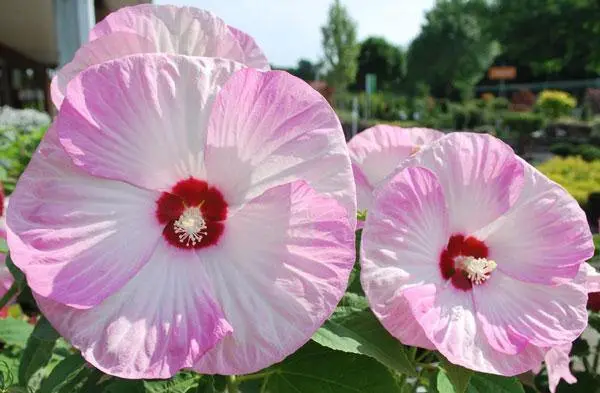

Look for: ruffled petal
[404,283,545,375]
[361,167,449,349]
[57,54,243,191]
[545,344,577,393]
[204,68,356,224]
[6,127,161,308]
[228,26,270,70]
[474,159,593,284]
[36,241,232,379]
[474,271,587,351]
[406,132,524,235]
[51,33,157,108]
[581,263,600,293]
[90,4,244,58]
[194,181,354,374]
[348,126,443,197]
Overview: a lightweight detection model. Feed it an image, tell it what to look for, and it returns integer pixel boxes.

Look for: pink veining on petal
[195,181,354,374]
[36,242,232,379]
[52,4,269,108]
[204,67,356,225]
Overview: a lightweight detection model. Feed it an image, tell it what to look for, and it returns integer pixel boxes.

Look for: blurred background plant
[0,107,49,194]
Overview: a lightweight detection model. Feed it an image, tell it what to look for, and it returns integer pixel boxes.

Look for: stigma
[173,206,208,247]
[456,256,497,285]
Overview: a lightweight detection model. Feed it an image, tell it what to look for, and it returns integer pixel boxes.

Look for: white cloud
[155,0,435,67]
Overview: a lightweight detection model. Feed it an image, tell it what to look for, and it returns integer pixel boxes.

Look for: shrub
[536,90,577,119]
[449,103,490,130]
[0,125,47,193]
[550,142,578,157]
[490,97,510,111]
[510,90,536,112]
[578,144,600,162]
[537,156,600,205]
[502,111,544,135]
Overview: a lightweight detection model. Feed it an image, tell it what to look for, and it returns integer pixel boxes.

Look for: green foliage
[536,90,577,120]
[238,341,402,393]
[578,144,600,162]
[0,125,47,194]
[448,102,491,130]
[405,0,499,98]
[490,97,510,111]
[549,143,600,162]
[321,0,359,91]
[502,111,544,135]
[466,374,525,393]
[312,304,416,376]
[550,142,579,157]
[536,156,600,205]
[18,317,61,387]
[355,36,405,91]
[438,358,473,393]
[489,0,600,75]
[0,318,34,348]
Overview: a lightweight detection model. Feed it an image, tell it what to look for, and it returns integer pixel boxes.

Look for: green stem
[226,375,239,393]
[593,343,600,373]
[409,347,418,360]
[415,350,431,364]
[0,282,18,310]
[236,371,275,383]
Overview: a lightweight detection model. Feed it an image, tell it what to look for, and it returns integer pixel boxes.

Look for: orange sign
[488,66,517,80]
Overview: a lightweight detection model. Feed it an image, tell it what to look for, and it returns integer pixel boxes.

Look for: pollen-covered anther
[173,206,208,247]
[456,256,497,285]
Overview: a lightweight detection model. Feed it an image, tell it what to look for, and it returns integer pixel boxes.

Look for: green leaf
[251,341,402,393]
[466,373,525,393]
[0,317,34,347]
[38,353,88,393]
[313,307,416,376]
[437,358,473,393]
[99,379,145,393]
[143,372,202,393]
[18,317,60,387]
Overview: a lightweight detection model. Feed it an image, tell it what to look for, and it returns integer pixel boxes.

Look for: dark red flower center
[156,177,227,250]
[439,234,496,291]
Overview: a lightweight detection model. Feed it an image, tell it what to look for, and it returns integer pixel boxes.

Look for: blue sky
[155,0,435,67]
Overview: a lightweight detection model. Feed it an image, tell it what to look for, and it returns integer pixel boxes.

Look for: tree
[293,59,321,81]
[321,0,359,91]
[405,0,499,98]
[488,0,600,77]
[354,37,405,92]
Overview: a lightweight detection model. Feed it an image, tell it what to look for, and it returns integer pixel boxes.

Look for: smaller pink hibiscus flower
[361,132,594,376]
[51,4,269,109]
[347,125,443,214]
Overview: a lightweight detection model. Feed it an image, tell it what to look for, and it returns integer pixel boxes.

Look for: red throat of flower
[156,177,227,249]
[439,234,497,291]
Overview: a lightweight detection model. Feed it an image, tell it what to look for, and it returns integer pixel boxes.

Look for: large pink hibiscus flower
[361,132,594,375]
[51,4,269,109]
[347,125,443,213]
[8,54,356,378]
